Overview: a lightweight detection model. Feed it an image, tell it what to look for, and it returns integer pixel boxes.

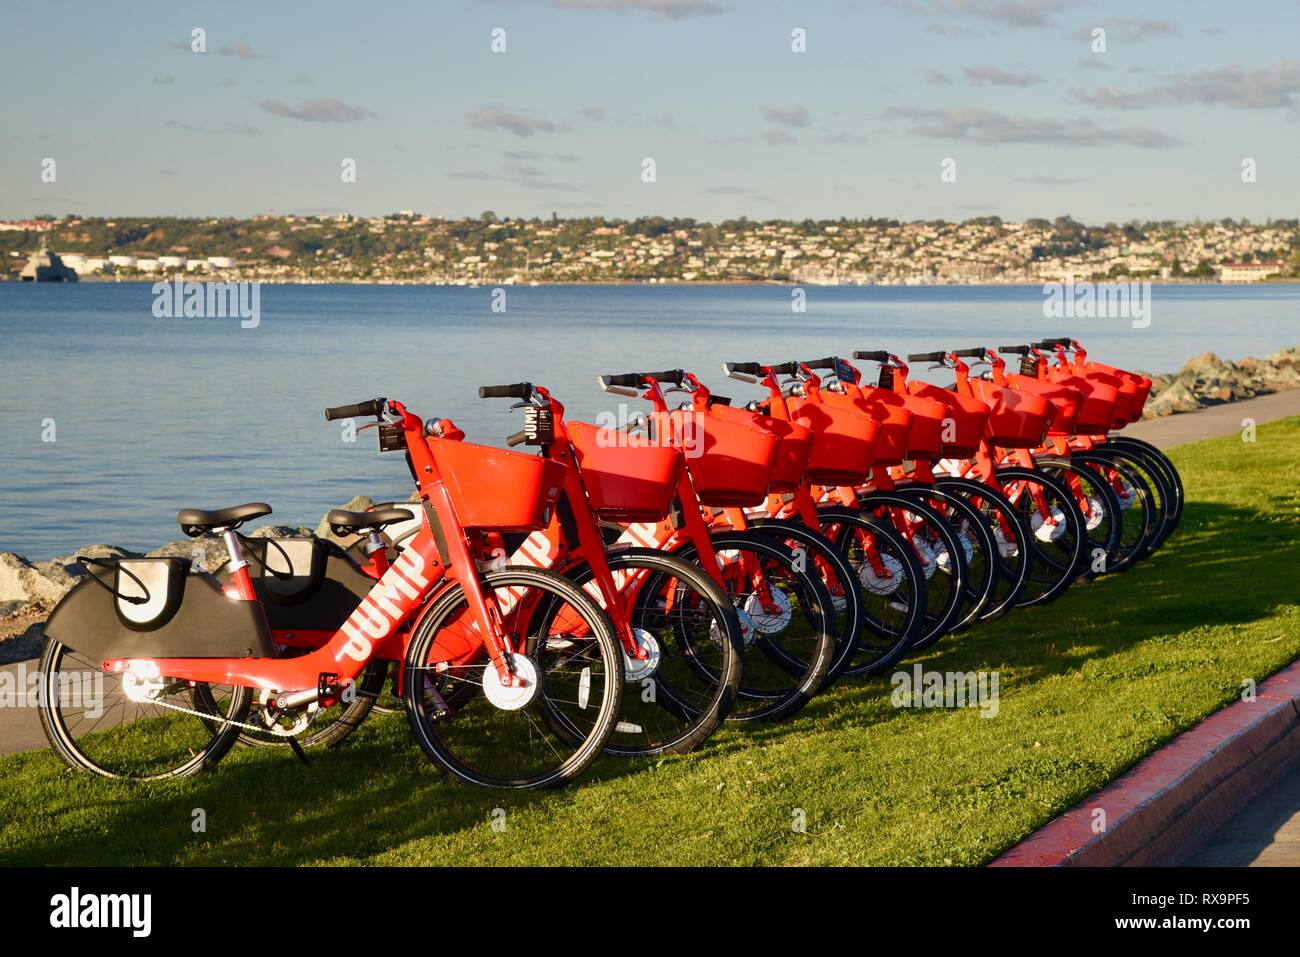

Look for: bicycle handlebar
[643,369,686,386]
[952,348,988,359]
[853,350,889,362]
[478,383,533,400]
[506,430,529,448]
[769,361,799,376]
[907,352,944,363]
[723,361,763,377]
[802,357,838,371]
[1035,337,1073,348]
[324,398,386,421]
[597,374,641,397]
[999,344,1031,355]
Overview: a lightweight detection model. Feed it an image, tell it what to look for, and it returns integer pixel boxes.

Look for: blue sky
[2,0,1297,222]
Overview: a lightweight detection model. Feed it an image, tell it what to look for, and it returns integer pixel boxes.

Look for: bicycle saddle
[326,507,415,536]
[177,502,272,536]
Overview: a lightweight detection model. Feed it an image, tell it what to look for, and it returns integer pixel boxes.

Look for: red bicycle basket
[968,378,1056,448]
[707,404,812,491]
[906,380,988,458]
[1085,361,1149,424]
[433,439,566,532]
[566,420,683,522]
[788,395,878,486]
[1050,372,1120,434]
[825,389,912,466]
[656,409,778,507]
[899,392,948,460]
[1006,373,1081,436]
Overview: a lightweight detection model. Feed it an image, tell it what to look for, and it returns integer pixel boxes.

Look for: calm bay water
[1,281,1297,558]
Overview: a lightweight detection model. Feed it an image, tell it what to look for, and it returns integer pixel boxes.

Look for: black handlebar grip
[478,383,533,400]
[907,352,944,363]
[725,361,763,376]
[506,430,529,448]
[952,348,987,359]
[644,369,685,386]
[853,350,890,362]
[802,356,837,371]
[601,373,642,388]
[1035,337,1072,348]
[324,398,385,421]
[999,345,1030,355]
[770,361,799,376]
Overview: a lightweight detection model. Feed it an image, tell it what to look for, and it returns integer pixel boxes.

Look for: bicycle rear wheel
[38,638,250,779]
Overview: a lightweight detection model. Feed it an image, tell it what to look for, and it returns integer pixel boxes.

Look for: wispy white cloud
[887,105,1179,148]
[467,107,563,137]
[260,98,377,122]
[549,0,726,18]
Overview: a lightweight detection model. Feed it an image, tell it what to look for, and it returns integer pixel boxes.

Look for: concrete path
[1118,389,1300,450]
[0,659,56,756]
[1184,761,1300,866]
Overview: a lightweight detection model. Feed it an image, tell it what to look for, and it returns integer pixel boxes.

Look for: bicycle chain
[138,685,380,737]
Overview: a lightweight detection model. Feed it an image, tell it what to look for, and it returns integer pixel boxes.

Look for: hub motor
[622,628,661,681]
[481,653,540,711]
[1031,506,1069,543]
[743,588,793,635]
[858,553,904,596]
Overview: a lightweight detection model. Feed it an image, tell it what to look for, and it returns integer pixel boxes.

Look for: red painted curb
[991,657,1300,867]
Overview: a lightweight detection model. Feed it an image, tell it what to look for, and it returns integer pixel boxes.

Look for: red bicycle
[597,369,839,721]
[38,397,625,789]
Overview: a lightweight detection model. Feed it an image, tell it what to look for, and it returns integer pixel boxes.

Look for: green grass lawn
[2,418,1298,866]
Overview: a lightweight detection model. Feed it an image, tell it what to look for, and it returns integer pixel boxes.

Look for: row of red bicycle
[38,337,1183,788]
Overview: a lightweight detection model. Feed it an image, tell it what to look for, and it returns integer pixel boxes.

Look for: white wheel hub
[1082,496,1106,531]
[712,606,757,649]
[859,553,904,596]
[1032,506,1069,543]
[1115,481,1136,510]
[994,525,1020,559]
[622,628,661,681]
[481,653,540,711]
[912,536,938,579]
[121,670,164,704]
[935,529,975,572]
[744,588,793,636]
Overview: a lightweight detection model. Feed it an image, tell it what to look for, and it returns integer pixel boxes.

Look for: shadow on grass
[2,497,1296,866]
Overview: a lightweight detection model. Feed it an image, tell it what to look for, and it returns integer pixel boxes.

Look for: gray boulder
[315,495,375,545]
[146,538,231,572]
[0,552,82,604]
[249,524,315,539]
[1143,379,1202,419]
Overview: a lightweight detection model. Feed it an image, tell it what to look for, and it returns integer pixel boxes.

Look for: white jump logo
[337,548,429,662]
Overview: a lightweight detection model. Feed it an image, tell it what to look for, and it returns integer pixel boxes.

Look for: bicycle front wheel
[565,548,743,757]
[402,567,623,789]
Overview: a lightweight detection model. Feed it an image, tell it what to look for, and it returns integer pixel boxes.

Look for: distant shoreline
[7,277,1299,288]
